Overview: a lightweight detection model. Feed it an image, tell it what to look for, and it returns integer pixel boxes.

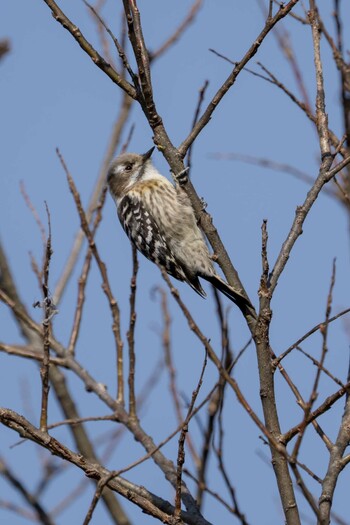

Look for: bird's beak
[142,147,155,162]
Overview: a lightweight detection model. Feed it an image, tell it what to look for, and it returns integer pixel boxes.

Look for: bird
[107,147,250,308]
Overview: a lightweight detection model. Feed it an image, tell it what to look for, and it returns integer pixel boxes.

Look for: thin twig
[42,0,136,98]
[179,0,301,156]
[174,351,208,518]
[53,92,133,304]
[186,80,209,173]
[20,182,47,245]
[39,203,54,432]
[186,469,237,515]
[151,0,203,60]
[127,245,138,419]
[291,260,336,462]
[83,0,139,87]
[56,149,124,405]
[67,186,108,356]
[209,152,335,197]
[1,408,212,525]
[158,266,282,451]
[297,346,344,388]
[283,379,350,444]
[275,307,350,365]
[0,457,55,525]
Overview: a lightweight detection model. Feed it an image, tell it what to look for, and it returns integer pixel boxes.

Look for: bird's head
[107,147,155,202]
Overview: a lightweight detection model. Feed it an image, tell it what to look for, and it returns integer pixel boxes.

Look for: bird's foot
[173,166,190,186]
[200,197,207,210]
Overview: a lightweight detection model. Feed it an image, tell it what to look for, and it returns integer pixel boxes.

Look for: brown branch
[212,374,249,525]
[283,380,350,444]
[67,248,92,357]
[127,246,138,420]
[20,181,47,246]
[83,0,139,87]
[275,307,350,365]
[178,0,301,156]
[53,92,133,303]
[196,292,230,509]
[186,80,209,173]
[73,380,221,524]
[41,0,136,98]
[289,463,320,520]
[56,149,125,405]
[291,260,336,463]
[254,221,301,524]
[0,457,54,525]
[0,285,209,518]
[319,2,350,151]
[158,266,282,451]
[39,203,54,432]
[257,0,312,111]
[210,152,335,197]
[152,287,200,468]
[269,155,350,295]
[250,60,348,159]
[0,408,211,525]
[0,244,131,525]
[319,393,350,524]
[174,352,207,518]
[184,469,242,518]
[297,346,344,388]
[0,343,67,368]
[87,0,115,68]
[151,0,203,60]
[68,186,108,356]
[309,4,330,158]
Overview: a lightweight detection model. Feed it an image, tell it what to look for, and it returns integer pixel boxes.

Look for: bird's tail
[203,274,253,309]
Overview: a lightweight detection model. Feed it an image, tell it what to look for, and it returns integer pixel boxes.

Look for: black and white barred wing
[118,193,185,281]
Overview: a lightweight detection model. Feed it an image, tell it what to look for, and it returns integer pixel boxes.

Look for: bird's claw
[173,166,190,186]
[200,197,207,210]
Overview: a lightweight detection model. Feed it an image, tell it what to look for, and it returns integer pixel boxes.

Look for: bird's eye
[125,164,133,171]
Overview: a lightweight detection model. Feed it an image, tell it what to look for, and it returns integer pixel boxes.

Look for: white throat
[140,162,165,182]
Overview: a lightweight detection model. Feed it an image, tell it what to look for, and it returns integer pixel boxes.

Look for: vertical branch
[186,80,209,173]
[127,245,138,420]
[333,0,350,150]
[309,2,330,158]
[56,150,124,405]
[154,287,200,467]
[255,221,301,525]
[291,260,336,464]
[39,203,54,432]
[174,351,208,519]
[196,291,232,508]
[67,187,108,356]
[53,92,133,304]
[319,397,350,524]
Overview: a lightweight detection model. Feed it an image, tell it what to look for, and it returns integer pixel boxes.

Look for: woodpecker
[107,147,250,307]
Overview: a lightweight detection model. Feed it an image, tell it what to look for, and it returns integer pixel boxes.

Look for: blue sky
[1,1,350,524]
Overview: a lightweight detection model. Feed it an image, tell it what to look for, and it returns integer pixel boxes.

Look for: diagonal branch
[42,0,136,98]
[178,0,301,156]
[0,408,211,525]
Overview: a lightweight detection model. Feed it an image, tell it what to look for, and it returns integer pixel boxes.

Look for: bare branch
[0,457,54,525]
[39,203,54,432]
[151,0,203,60]
[179,0,301,156]
[127,246,138,420]
[41,0,136,98]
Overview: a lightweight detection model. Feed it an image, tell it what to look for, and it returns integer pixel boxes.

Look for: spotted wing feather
[118,194,186,281]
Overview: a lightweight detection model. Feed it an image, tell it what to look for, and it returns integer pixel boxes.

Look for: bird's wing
[118,193,186,280]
